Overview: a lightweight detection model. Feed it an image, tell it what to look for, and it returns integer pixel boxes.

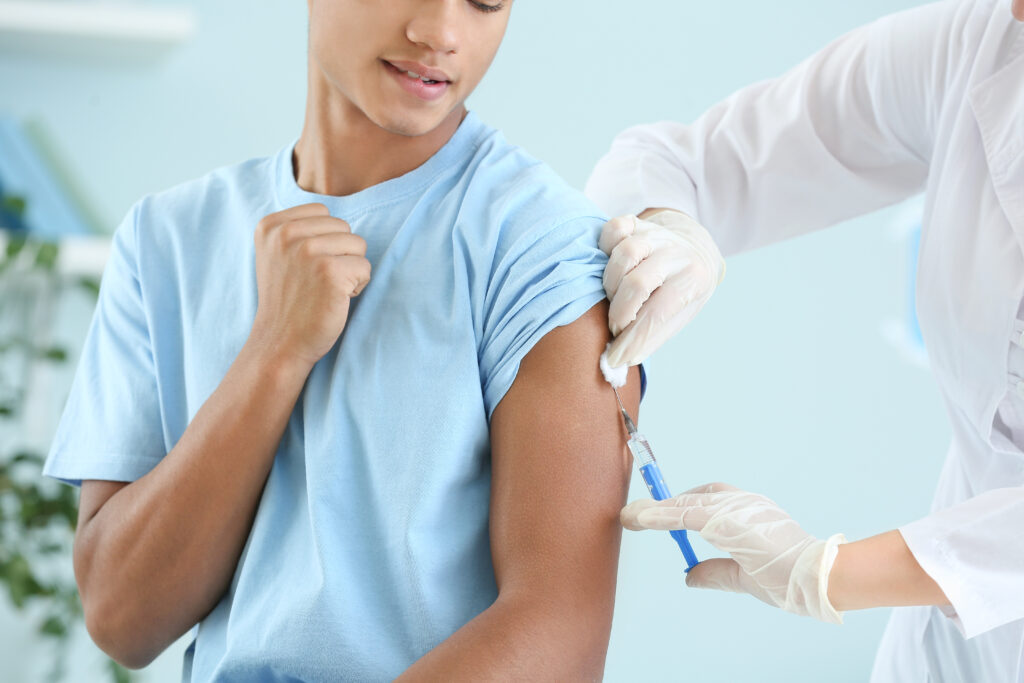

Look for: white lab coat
[585,0,1024,680]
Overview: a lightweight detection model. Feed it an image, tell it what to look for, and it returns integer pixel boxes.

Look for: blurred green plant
[0,195,130,682]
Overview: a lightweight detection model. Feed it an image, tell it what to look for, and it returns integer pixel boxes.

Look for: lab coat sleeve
[585,0,971,256]
[899,486,1024,638]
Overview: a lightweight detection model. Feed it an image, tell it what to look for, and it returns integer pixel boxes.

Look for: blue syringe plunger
[613,388,700,571]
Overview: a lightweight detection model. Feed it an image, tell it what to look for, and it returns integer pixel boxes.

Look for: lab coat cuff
[898,520,978,639]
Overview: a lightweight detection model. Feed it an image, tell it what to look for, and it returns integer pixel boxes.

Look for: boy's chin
[374,108,462,139]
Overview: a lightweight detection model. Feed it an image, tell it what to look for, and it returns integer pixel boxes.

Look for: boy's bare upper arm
[488,301,640,640]
[78,481,128,533]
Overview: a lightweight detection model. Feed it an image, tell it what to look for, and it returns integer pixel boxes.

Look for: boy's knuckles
[348,234,368,256]
[297,238,319,259]
[280,221,307,245]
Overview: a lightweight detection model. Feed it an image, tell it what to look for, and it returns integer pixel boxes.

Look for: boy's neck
[293,69,466,197]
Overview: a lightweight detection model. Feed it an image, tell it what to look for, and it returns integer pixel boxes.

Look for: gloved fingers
[603,233,656,305]
[621,491,728,532]
[620,486,743,530]
[687,559,779,609]
[607,248,683,336]
[605,285,709,367]
[632,498,713,531]
[619,498,658,530]
[628,487,762,532]
[604,305,661,368]
[681,482,741,495]
[598,215,639,256]
[684,558,748,594]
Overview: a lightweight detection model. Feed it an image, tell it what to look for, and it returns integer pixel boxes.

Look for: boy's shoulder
[133,152,277,228]
[465,124,607,235]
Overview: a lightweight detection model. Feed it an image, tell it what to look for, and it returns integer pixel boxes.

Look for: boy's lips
[383,59,452,83]
[382,59,451,102]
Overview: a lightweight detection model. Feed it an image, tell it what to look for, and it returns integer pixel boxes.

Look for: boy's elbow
[575,610,615,680]
[83,600,161,670]
[554,613,613,681]
[502,590,615,680]
[76,546,160,669]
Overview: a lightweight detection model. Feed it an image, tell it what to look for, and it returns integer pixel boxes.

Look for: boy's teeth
[401,69,439,84]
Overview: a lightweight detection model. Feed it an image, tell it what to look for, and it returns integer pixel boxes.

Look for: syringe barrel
[629,435,700,571]
[626,433,656,469]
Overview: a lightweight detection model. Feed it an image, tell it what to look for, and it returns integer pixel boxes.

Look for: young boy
[44,1,641,679]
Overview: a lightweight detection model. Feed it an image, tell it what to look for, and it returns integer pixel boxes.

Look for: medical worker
[585,0,1024,680]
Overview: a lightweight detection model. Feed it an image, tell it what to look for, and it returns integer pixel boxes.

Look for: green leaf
[34,242,59,271]
[40,615,67,637]
[3,553,50,607]
[1,195,27,217]
[16,482,78,529]
[77,275,101,298]
[5,233,27,260]
[36,542,64,554]
[11,452,44,466]
[38,347,67,362]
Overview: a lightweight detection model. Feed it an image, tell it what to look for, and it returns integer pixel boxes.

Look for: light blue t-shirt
[44,112,608,681]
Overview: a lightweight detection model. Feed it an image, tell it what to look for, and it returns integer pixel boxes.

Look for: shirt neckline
[273,111,487,218]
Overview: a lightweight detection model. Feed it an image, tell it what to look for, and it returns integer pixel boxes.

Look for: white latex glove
[621,483,846,624]
[600,210,725,368]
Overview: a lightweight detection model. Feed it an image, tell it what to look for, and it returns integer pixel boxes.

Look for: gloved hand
[621,483,846,624]
[599,210,725,369]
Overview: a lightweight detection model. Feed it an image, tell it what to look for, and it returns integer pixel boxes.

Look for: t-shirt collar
[273,111,487,218]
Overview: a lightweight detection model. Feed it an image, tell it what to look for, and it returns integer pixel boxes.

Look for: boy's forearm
[74,340,312,668]
[396,591,612,682]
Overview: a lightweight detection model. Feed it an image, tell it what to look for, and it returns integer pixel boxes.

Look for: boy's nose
[406,0,460,54]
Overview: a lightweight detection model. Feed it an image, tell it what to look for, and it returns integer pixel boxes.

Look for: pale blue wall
[0,0,948,681]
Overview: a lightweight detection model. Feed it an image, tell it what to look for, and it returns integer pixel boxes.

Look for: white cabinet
[0,1,196,59]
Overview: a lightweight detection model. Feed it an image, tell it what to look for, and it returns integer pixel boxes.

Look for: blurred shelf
[0,1,196,60]
[56,235,110,277]
[0,232,110,277]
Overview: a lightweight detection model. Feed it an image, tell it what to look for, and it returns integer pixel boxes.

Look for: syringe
[613,387,700,571]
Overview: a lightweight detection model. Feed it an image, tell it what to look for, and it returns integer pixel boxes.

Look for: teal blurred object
[0,117,93,238]
[0,180,29,232]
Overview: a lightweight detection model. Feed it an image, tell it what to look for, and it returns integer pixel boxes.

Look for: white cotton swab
[599,343,628,388]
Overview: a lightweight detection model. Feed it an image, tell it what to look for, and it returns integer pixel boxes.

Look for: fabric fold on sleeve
[478,215,608,420]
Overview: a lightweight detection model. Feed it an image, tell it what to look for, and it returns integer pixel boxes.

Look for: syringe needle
[611,387,638,436]
[612,386,626,412]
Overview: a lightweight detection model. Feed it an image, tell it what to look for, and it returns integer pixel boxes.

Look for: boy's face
[308,0,512,137]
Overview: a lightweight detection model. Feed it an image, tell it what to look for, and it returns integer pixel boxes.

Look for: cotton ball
[599,344,628,388]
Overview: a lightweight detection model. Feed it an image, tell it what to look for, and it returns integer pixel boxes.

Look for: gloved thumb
[604,318,647,369]
[686,556,811,615]
[685,558,748,594]
[605,303,666,368]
